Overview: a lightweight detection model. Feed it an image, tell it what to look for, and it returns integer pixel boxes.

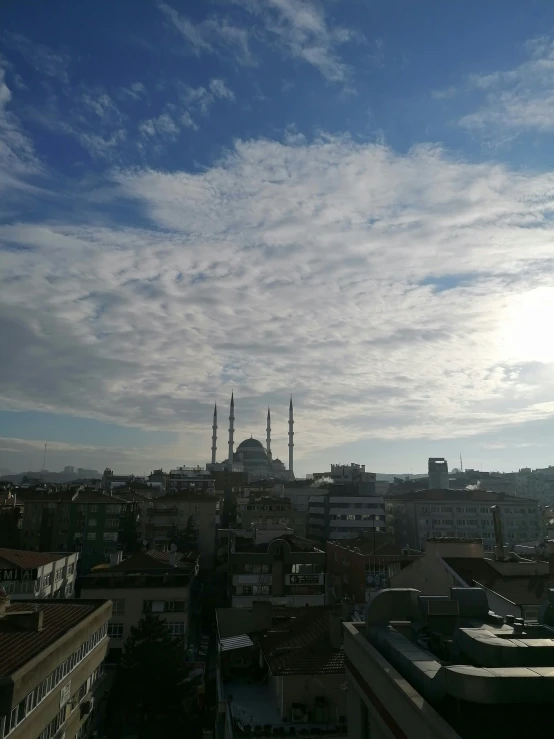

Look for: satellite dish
[170,543,178,552]
[142,540,148,547]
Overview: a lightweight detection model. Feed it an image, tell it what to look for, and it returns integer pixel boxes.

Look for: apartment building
[428,457,449,489]
[224,529,326,607]
[168,467,215,494]
[0,549,78,600]
[0,592,111,739]
[216,602,346,739]
[308,493,386,541]
[144,492,217,568]
[20,489,139,572]
[80,549,199,660]
[385,489,542,551]
[344,587,554,739]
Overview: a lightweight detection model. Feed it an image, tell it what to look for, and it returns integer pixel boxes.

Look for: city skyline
[2,1,554,475]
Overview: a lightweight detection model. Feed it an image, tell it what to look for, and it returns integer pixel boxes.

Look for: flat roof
[0,548,73,569]
[0,599,108,677]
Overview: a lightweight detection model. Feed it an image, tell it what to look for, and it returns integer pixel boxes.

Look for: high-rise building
[428,457,449,489]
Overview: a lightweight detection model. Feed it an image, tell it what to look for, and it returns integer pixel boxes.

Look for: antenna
[460,453,463,473]
[42,443,47,472]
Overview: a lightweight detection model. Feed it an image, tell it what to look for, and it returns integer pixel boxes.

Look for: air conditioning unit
[80,698,94,715]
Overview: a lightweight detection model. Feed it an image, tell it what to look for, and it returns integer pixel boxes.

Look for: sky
[2,1,554,477]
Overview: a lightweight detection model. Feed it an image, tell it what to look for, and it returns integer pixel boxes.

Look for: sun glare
[501,287,554,364]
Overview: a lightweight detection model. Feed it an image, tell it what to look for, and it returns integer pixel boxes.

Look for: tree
[106,613,199,738]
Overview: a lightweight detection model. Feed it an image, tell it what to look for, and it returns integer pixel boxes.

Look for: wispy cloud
[1,31,70,84]
[158,2,253,65]
[233,0,361,82]
[139,112,180,141]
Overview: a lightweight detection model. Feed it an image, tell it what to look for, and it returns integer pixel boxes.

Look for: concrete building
[330,464,377,491]
[326,537,420,604]
[144,491,217,568]
[385,489,542,551]
[0,592,111,739]
[20,489,139,572]
[390,537,554,621]
[216,602,346,739]
[344,586,554,739]
[168,466,215,494]
[308,493,386,541]
[219,528,326,607]
[428,458,449,489]
[80,549,199,661]
[0,549,78,600]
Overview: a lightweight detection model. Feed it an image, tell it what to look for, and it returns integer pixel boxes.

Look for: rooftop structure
[0,548,79,600]
[345,586,554,739]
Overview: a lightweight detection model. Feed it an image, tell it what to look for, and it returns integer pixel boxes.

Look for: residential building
[428,457,449,489]
[344,586,554,739]
[0,591,111,739]
[216,602,346,739]
[385,489,542,551]
[0,549,78,600]
[222,529,326,607]
[20,489,140,572]
[236,493,292,528]
[80,549,199,661]
[168,466,216,494]
[308,493,386,541]
[144,492,217,568]
[0,493,22,549]
[330,464,377,493]
[390,537,554,620]
[326,537,420,604]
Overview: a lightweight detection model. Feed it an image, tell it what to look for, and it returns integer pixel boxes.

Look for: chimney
[252,600,273,631]
[329,613,342,649]
[109,551,123,567]
[169,552,176,567]
[491,506,505,561]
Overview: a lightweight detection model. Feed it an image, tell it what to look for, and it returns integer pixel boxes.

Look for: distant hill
[0,468,101,484]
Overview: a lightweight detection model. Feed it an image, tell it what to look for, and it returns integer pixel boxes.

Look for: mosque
[206,393,295,482]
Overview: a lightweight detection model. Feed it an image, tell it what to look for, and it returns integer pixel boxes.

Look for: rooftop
[387,489,538,504]
[349,587,554,739]
[0,548,72,570]
[0,599,106,676]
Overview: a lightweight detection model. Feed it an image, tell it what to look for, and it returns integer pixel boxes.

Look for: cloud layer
[2,128,554,465]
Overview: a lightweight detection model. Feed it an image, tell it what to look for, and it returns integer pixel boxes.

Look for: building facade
[385,489,542,551]
[80,549,199,660]
[308,493,386,541]
[225,531,326,607]
[0,549,78,600]
[20,490,139,572]
[144,492,217,568]
[428,458,449,489]
[0,593,111,739]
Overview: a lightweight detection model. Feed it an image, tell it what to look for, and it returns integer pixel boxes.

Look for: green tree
[106,613,199,738]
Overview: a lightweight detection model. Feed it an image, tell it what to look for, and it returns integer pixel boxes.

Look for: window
[105,518,120,528]
[103,532,118,542]
[88,519,97,527]
[112,599,125,614]
[65,584,73,597]
[107,622,124,639]
[67,563,74,575]
[42,573,51,587]
[55,569,63,582]
[87,532,96,540]
[165,621,186,637]
[90,505,98,513]
[60,681,71,707]
[252,585,270,595]
[106,504,122,514]
[465,507,477,513]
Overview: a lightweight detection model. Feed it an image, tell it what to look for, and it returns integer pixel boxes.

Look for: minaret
[288,396,294,478]
[266,407,272,461]
[211,404,217,464]
[228,392,235,465]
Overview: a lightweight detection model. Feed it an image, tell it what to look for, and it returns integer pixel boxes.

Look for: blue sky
[2,1,554,475]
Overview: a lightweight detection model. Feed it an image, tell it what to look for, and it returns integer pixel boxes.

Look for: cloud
[3,135,554,468]
[118,82,147,101]
[158,2,253,65]
[139,112,180,140]
[1,32,70,84]
[453,35,554,134]
[180,78,236,114]
[232,0,361,82]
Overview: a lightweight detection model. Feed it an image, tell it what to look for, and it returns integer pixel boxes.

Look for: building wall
[389,554,458,595]
[344,622,460,739]
[80,582,192,647]
[0,553,79,601]
[273,673,346,723]
[2,601,111,739]
[309,495,386,541]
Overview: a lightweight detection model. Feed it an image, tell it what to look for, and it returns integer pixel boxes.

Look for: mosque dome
[236,438,268,459]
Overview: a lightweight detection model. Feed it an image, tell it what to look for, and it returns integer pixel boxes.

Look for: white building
[0,548,79,600]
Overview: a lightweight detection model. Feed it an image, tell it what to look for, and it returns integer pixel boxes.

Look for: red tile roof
[0,549,70,569]
[258,607,344,675]
[0,600,104,677]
